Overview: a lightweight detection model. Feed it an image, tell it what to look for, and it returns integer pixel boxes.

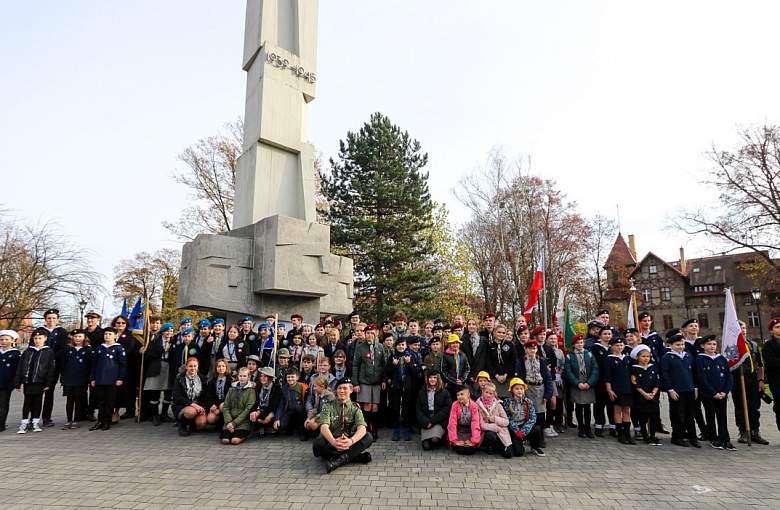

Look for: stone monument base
[178,215,353,322]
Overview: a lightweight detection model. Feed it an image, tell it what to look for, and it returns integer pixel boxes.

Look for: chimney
[679,247,686,273]
[628,234,637,260]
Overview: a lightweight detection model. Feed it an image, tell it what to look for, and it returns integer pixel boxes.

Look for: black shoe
[609,428,618,438]
[43,420,55,428]
[751,432,770,445]
[594,428,604,438]
[152,414,161,427]
[578,428,586,438]
[625,429,637,445]
[532,447,546,457]
[650,436,662,446]
[354,452,372,464]
[723,442,737,451]
[566,421,577,429]
[585,429,595,439]
[102,423,111,431]
[501,446,513,458]
[710,440,724,450]
[689,439,701,448]
[697,434,708,442]
[178,424,190,437]
[738,431,749,444]
[671,438,690,447]
[89,423,102,431]
[326,454,350,473]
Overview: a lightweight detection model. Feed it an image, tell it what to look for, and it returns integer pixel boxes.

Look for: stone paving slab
[1,391,779,509]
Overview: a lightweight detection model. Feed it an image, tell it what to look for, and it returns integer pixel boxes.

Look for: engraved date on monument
[266,52,317,84]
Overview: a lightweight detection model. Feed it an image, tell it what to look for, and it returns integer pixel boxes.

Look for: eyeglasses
[115,321,126,325]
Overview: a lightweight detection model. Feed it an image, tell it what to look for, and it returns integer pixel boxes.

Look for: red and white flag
[523,252,545,321]
[721,288,750,371]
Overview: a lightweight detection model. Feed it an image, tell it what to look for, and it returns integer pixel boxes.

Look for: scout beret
[334,378,353,389]
[681,318,698,328]
[482,312,495,320]
[103,327,117,335]
[290,313,303,320]
[180,317,193,325]
[241,316,253,324]
[587,320,605,329]
[198,319,212,328]
[608,336,624,345]
[625,328,639,335]
[258,322,270,330]
[182,327,194,336]
[524,339,539,348]
[596,309,609,316]
[665,328,681,340]
[32,327,49,337]
[768,316,780,330]
[212,318,225,325]
[70,328,86,336]
[530,325,546,336]
[43,308,59,317]
[637,312,651,321]
[159,323,174,333]
[406,335,421,345]
[696,334,717,347]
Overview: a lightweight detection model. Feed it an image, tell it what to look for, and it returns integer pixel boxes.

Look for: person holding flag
[721,290,769,445]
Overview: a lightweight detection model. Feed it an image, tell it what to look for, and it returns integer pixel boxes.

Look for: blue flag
[128,297,145,330]
[120,298,129,318]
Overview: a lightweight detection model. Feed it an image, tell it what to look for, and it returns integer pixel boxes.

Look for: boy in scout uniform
[313,378,373,473]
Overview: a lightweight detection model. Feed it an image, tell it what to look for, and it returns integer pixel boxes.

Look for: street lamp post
[752,288,764,348]
[78,299,88,329]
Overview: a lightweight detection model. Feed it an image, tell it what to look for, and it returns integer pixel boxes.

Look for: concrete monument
[177,0,354,322]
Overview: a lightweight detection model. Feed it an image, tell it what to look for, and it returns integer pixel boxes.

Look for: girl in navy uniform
[661,333,699,447]
[630,344,661,445]
[0,330,21,432]
[141,322,174,426]
[604,336,635,444]
[563,335,599,438]
[60,329,93,429]
[206,358,232,429]
[589,326,614,437]
[172,356,209,436]
[14,328,57,433]
[694,335,735,450]
[89,327,126,431]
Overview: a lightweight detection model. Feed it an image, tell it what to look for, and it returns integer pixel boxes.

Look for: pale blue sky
[2,1,779,314]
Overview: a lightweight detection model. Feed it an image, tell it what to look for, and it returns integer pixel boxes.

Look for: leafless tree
[113,249,181,315]
[576,214,617,313]
[456,148,589,325]
[0,213,102,329]
[674,125,780,275]
[162,118,242,241]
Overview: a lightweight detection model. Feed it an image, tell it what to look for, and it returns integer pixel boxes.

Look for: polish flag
[721,288,750,371]
[523,252,544,321]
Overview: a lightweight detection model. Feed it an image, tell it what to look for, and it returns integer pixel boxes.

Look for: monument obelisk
[177,0,354,322]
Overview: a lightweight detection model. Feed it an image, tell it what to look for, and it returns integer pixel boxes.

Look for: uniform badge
[239,343,245,348]
[502,344,510,352]
[189,348,197,355]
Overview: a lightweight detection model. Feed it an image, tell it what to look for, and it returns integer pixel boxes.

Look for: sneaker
[32,422,43,433]
[544,427,557,437]
[710,440,724,450]
[61,422,72,430]
[17,424,27,435]
[650,437,662,446]
[532,447,546,457]
[723,442,737,451]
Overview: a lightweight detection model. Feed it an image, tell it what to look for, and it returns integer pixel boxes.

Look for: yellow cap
[508,377,527,389]
[446,333,462,344]
[476,371,491,380]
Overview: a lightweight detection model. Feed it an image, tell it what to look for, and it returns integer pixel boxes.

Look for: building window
[713,265,722,271]
[649,265,658,274]
[748,311,760,328]
[697,313,709,329]
[744,295,753,306]
[663,315,674,330]
[661,287,671,301]
[641,288,651,302]
[692,267,700,273]
[718,312,725,327]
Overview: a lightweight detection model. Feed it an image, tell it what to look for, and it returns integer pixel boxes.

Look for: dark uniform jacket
[694,353,733,396]
[171,372,208,417]
[486,341,516,379]
[630,363,660,394]
[143,335,171,378]
[253,381,282,419]
[460,332,487,378]
[0,348,22,390]
[60,346,92,387]
[170,342,200,386]
[588,343,610,382]
[90,343,127,385]
[660,351,695,393]
[86,326,104,348]
[762,337,780,382]
[604,354,632,395]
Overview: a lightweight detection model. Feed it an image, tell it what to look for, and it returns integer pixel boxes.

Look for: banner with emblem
[721,288,749,371]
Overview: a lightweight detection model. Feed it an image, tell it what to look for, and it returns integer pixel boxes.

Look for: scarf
[458,402,471,427]
[185,373,201,400]
[525,356,542,384]
[258,382,272,408]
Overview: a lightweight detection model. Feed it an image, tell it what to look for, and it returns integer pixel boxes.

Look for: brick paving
[2,392,780,509]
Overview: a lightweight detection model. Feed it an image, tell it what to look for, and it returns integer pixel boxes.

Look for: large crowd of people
[1,307,780,473]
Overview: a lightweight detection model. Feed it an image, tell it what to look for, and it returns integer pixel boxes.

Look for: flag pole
[272,313,279,369]
[135,295,151,423]
[541,247,548,327]
[740,371,752,446]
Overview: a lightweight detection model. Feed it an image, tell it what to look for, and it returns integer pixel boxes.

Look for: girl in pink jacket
[448,386,481,455]
[476,383,512,458]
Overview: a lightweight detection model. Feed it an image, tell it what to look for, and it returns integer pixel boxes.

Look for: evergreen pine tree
[322,113,438,322]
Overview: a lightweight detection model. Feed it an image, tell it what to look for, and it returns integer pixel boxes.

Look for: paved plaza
[2,392,779,510]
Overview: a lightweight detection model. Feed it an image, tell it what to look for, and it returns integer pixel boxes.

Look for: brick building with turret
[602,233,780,341]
